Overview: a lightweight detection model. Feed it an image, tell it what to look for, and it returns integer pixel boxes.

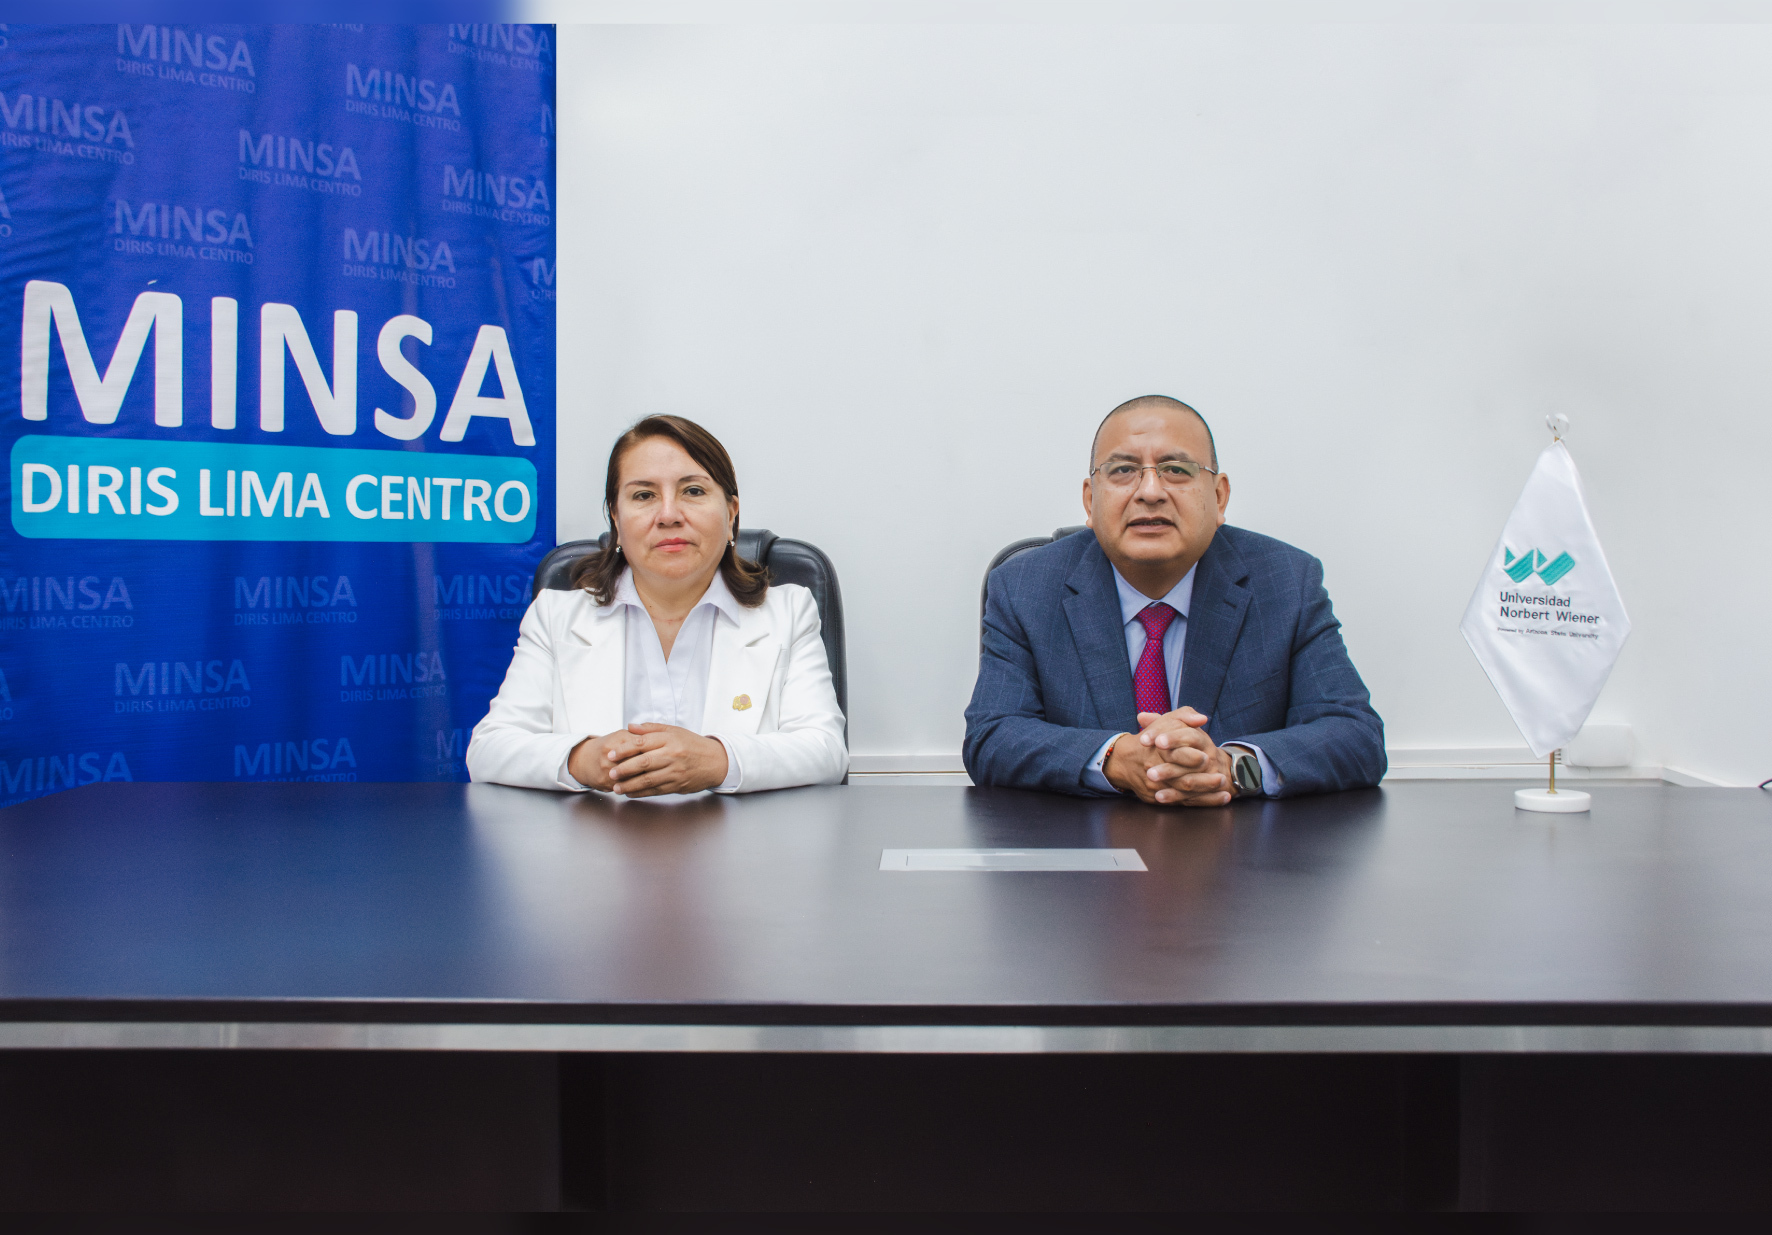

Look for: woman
[467,416,847,796]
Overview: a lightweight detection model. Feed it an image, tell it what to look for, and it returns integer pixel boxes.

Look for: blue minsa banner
[0,23,556,806]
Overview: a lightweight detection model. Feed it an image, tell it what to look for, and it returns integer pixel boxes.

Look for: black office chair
[980,526,1088,635]
[532,529,848,726]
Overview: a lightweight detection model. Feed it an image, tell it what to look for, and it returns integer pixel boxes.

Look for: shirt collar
[1111,563,1197,627]
[613,568,744,626]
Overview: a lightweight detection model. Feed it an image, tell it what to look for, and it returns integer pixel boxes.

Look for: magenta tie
[1133,603,1178,716]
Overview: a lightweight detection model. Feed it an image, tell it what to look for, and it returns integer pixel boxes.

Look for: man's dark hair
[1089,395,1217,472]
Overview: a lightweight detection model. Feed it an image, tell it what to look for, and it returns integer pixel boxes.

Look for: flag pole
[1519,747,1586,813]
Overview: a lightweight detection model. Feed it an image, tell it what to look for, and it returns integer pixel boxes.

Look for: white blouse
[586,569,743,791]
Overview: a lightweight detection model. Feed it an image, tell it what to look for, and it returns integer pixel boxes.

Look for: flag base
[1515,787,1591,813]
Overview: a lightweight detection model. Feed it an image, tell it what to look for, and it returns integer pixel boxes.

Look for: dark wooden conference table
[3,778,1772,1216]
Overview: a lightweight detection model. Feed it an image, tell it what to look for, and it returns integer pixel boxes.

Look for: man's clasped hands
[1102,707,1237,807]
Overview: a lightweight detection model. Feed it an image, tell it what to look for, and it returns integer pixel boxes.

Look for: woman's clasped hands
[568,724,731,797]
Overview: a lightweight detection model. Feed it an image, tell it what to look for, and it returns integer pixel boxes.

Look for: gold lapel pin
[732,694,752,711]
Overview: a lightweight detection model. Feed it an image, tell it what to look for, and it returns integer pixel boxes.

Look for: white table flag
[1460,441,1630,759]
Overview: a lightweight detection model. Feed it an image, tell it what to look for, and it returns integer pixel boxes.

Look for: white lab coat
[466,582,847,793]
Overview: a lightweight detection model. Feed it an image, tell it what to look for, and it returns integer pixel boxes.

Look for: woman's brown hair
[572,415,769,608]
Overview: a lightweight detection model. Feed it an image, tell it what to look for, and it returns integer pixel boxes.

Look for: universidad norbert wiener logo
[1503,547,1575,587]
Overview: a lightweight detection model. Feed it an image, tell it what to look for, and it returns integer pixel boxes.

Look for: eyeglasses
[1088,459,1219,489]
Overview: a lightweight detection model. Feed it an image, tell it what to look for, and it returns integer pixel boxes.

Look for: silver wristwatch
[1229,747,1263,797]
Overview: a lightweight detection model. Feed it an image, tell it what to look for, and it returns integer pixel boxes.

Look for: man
[964,395,1384,804]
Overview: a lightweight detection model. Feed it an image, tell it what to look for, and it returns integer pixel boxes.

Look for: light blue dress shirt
[1081,564,1281,797]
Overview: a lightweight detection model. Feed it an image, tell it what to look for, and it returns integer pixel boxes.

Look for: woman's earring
[614,543,623,555]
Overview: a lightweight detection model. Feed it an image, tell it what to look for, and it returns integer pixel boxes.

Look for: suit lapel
[1178,533,1251,722]
[1063,538,1136,730]
[703,605,780,737]
[559,599,627,737]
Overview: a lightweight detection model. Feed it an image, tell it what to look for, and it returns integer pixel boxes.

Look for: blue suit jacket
[963,526,1385,797]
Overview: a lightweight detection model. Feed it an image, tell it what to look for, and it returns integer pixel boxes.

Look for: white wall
[555,17,1772,786]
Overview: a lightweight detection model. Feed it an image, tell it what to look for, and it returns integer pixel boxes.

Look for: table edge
[6,1020,1772,1053]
